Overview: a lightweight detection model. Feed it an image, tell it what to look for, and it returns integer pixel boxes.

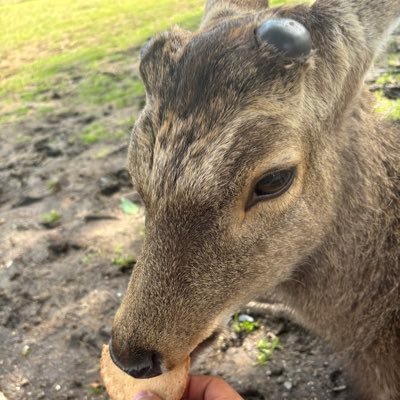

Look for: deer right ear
[201,0,269,30]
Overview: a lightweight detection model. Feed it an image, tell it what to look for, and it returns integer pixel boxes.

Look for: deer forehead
[130,104,302,208]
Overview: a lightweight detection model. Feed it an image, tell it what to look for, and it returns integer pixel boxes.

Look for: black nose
[109,341,162,379]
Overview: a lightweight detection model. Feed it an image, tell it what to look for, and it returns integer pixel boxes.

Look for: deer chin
[190,330,221,365]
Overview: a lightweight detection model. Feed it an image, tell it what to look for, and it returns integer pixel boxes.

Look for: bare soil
[0,35,399,400]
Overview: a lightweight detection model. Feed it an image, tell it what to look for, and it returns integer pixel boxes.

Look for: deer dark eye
[254,168,295,200]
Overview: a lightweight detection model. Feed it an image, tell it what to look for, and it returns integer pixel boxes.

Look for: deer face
[111,4,341,379]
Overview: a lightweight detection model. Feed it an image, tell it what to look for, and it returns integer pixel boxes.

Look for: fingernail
[133,390,158,400]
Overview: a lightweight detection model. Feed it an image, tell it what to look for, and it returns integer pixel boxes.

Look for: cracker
[100,345,190,400]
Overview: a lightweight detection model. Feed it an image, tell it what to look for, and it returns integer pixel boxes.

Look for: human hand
[133,375,243,400]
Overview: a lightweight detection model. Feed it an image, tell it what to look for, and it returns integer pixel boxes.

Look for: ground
[0,1,399,399]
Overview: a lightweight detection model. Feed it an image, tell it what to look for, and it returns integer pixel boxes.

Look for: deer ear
[139,27,191,96]
[255,18,312,59]
[201,0,269,29]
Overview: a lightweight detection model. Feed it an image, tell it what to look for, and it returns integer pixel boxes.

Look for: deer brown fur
[111,1,400,399]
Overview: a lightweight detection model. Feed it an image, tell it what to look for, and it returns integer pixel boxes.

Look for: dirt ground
[0,33,399,400]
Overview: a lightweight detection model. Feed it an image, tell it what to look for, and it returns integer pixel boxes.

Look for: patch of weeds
[376,72,400,85]
[374,91,400,121]
[112,255,136,270]
[21,82,53,102]
[0,105,31,124]
[136,223,145,238]
[37,106,54,118]
[232,314,260,334]
[80,122,109,145]
[113,130,127,140]
[94,147,113,159]
[87,382,105,395]
[113,243,123,255]
[14,134,32,145]
[47,178,62,194]
[40,210,62,228]
[81,250,99,264]
[387,53,400,68]
[132,79,145,97]
[78,73,144,109]
[80,122,126,145]
[120,197,140,215]
[122,116,136,131]
[112,244,136,272]
[256,334,281,365]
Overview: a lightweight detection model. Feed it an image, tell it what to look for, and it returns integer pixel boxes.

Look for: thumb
[133,391,162,400]
[186,375,243,400]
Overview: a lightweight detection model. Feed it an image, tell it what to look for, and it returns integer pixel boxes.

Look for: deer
[109,0,400,399]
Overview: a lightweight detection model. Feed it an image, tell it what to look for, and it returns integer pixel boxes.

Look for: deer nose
[109,341,162,379]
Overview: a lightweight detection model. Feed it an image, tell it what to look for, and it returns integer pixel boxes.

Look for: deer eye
[253,168,295,200]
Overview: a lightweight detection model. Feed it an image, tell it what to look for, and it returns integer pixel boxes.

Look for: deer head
[110,0,399,379]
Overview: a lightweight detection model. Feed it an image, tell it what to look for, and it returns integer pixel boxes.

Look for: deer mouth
[190,330,220,363]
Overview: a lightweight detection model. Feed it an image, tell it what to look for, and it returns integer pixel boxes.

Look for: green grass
[376,72,400,85]
[256,335,281,365]
[80,122,125,145]
[112,255,136,268]
[232,314,260,334]
[40,210,62,227]
[78,74,145,108]
[0,0,205,105]
[374,91,400,121]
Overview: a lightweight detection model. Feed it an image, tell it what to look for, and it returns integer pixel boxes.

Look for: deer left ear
[256,18,312,59]
[201,0,269,30]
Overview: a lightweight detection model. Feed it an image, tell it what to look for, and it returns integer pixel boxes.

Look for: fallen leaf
[120,197,139,215]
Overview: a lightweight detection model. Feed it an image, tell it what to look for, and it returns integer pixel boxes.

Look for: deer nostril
[109,341,162,379]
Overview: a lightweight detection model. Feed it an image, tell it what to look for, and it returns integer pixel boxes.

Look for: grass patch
[87,382,105,395]
[112,255,136,268]
[112,243,136,271]
[387,53,400,68]
[80,123,110,145]
[80,122,126,145]
[40,210,62,227]
[256,335,281,365]
[374,91,400,121]
[232,314,260,334]
[37,106,55,117]
[0,0,204,102]
[47,178,62,194]
[0,105,31,124]
[94,147,113,159]
[376,72,400,85]
[78,73,145,108]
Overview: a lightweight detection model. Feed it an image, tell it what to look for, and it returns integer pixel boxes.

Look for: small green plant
[94,147,112,159]
[40,210,62,227]
[87,382,105,395]
[232,314,260,334]
[112,255,136,268]
[256,335,281,365]
[376,71,400,85]
[374,91,400,121]
[47,177,62,193]
[80,122,109,145]
[120,197,140,215]
[81,250,99,264]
